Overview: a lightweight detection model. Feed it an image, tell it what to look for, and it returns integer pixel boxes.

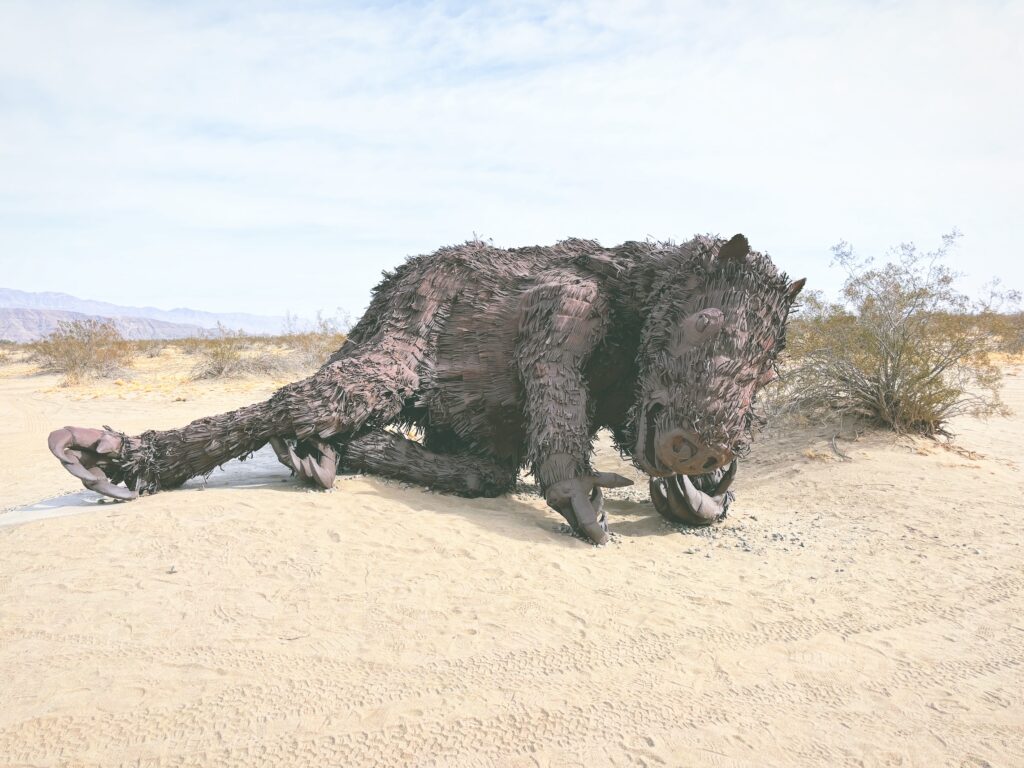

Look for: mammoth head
[609,234,804,478]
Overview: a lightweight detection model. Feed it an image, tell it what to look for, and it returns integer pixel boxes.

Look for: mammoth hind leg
[341,429,517,498]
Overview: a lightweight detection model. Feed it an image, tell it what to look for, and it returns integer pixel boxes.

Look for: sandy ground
[0,352,1022,767]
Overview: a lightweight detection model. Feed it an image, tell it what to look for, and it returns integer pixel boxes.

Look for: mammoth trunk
[113,361,380,493]
[48,351,412,499]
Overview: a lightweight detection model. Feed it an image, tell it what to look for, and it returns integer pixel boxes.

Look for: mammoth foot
[48,426,138,500]
[545,472,634,545]
[649,461,736,527]
[270,437,338,490]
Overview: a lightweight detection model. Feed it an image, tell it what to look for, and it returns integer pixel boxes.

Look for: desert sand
[1,352,1022,767]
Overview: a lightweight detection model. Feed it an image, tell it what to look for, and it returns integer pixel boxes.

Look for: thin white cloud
[0,0,1020,317]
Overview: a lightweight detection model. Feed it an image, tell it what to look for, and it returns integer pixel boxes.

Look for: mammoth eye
[669,307,726,356]
[680,308,724,345]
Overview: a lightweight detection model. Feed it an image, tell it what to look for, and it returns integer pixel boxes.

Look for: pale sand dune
[0,357,1022,767]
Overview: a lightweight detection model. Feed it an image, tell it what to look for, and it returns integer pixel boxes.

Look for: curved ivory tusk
[713,460,737,497]
[673,474,727,525]
[649,464,733,527]
[649,477,674,520]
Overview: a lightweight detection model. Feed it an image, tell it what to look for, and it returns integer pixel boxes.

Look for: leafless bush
[31,319,135,385]
[781,232,1016,437]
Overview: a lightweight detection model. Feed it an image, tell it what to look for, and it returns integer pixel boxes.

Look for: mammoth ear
[719,234,750,264]
[786,277,807,301]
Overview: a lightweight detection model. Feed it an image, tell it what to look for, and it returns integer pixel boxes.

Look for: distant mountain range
[0,308,207,342]
[0,287,287,342]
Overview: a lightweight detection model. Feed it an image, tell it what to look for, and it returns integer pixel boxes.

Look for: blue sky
[1,0,1021,320]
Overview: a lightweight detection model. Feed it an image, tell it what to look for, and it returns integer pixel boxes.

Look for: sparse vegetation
[780,232,1017,437]
[187,324,288,380]
[133,339,166,358]
[178,313,348,380]
[279,311,348,369]
[980,308,1024,356]
[20,310,350,386]
[31,319,135,385]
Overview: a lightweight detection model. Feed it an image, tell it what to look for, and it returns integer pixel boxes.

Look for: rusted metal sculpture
[48,234,804,544]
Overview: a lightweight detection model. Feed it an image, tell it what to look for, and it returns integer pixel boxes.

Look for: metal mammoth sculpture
[49,234,804,545]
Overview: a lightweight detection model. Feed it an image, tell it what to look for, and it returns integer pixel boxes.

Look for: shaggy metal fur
[48,234,804,545]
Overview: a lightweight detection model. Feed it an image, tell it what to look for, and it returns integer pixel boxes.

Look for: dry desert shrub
[133,339,166,358]
[279,311,348,370]
[31,319,135,385]
[980,310,1024,356]
[176,334,209,356]
[780,232,1015,437]
[187,324,288,380]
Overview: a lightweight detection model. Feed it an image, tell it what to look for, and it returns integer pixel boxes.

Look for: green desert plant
[782,231,1015,436]
[31,319,135,385]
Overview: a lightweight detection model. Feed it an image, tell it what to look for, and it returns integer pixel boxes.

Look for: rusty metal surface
[48,234,804,544]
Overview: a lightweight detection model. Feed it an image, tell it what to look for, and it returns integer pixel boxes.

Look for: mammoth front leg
[49,348,420,499]
[340,430,517,497]
[516,277,633,544]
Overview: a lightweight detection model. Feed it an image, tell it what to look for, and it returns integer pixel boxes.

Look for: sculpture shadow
[190,447,663,546]
[184,447,683,546]
[15,446,682,546]
[370,486,677,547]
